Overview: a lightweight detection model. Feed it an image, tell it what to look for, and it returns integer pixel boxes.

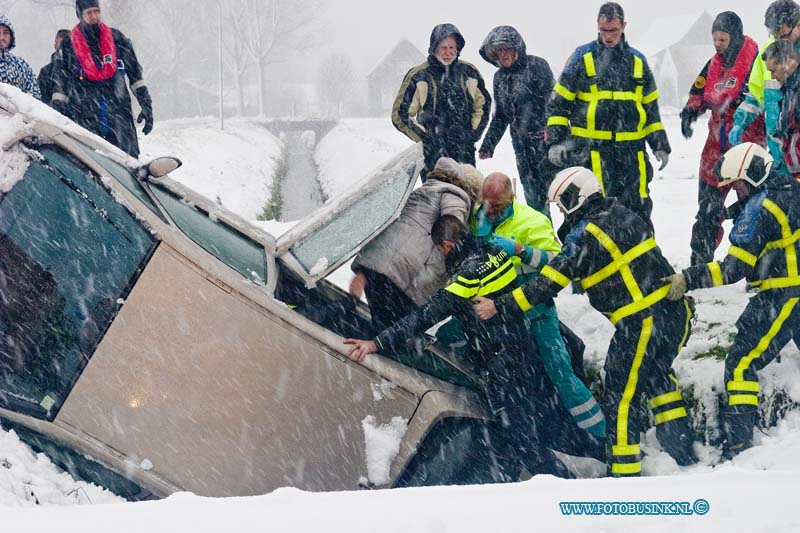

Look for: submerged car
[0,85,513,499]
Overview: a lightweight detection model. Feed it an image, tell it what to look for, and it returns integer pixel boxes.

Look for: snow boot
[721,407,757,460]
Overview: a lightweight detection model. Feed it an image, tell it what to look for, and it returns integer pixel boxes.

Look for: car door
[275,143,423,287]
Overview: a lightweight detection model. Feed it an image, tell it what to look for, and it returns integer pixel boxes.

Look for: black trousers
[514,142,552,217]
[723,289,800,452]
[690,180,747,265]
[604,299,696,476]
[578,143,655,235]
[361,268,418,333]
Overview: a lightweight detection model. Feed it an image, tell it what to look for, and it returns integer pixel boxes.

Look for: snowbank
[139,118,283,221]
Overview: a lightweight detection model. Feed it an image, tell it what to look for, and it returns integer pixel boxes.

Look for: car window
[278,144,421,283]
[149,184,266,284]
[290,168,412,272]
[73,140,165,220]
[0,146,157,420]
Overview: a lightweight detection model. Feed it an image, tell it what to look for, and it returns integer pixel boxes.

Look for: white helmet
[548,167,603,215]
[717,142,773,189]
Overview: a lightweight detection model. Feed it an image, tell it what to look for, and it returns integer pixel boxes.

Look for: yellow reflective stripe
[616,316,652,447]
[729,395,759,406]
[761,228,800,254]
[648,391,682,409]
[590,150,604,194]
[633,56,643,79]
[635,86,647,136]
[642,122,665,136]
[758,276,800,290]
[585,223,644,300]
[444,282,478,298]
[612,444,640,456]
[609,285,671,325]
[547,115,570,127]
[653,407,687,425]
[727,380,759,392]
[637,150,648,198]
[480,258,516,285]
[586,83,600,134]
[581,238,656,289]
[512,287,533,312]
[554,83,576,101]
[583,52,596,77]
[477,265,518,296]
[728,246,758,267]
[678,300,692,349]
[576,90,642,102]
[733,297,800,382]
[571,126,613,140]
[763,199,798,277]
[708,262,724,287]
[541,265,571,287]
[642,90,659,104]
[611,462,641,475]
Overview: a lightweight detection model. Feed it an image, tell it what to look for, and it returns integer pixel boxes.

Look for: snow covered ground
[3,110,800,530]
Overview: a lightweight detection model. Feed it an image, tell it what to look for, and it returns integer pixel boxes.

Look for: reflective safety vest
[444,248,518,299]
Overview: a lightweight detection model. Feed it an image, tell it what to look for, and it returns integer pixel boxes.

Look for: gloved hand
[661,273,687,301]
[681,114,694,139]
[679,107,696,139]
[478,149,492,160]
[548,143,569,166]
[489,234,519,257]
[654,150,669,171]
[135,86,154,135]
[728,125,744,146]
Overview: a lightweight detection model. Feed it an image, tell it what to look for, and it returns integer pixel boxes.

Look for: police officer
[473,172,606,438]
[345,215,585,480]
[546,2,669,234]
[473,167,697,477]
[663,143,800,458]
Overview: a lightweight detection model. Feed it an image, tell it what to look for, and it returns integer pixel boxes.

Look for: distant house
[640,12,715,110]
[367,39,425,117]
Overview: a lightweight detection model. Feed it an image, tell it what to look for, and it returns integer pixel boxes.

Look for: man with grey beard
[392,23,491,179]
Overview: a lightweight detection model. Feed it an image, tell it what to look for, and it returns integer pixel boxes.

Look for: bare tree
[316,53,356,118]
[221,0,252,116]
[239,0,322,117]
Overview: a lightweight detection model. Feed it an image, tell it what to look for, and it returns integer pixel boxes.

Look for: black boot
[721,407,757,460]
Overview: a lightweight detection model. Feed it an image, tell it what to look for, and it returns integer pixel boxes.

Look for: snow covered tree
[316,53,356,118]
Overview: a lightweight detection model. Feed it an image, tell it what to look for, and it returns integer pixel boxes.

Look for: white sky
[321,0,773,75]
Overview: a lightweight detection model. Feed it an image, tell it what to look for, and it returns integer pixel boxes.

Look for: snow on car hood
[0,144,30,193]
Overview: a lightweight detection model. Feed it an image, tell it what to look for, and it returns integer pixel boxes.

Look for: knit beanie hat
[76,0,100,19]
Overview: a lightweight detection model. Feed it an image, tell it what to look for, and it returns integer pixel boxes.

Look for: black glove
[680,107,696,139]
[135,86,154,135]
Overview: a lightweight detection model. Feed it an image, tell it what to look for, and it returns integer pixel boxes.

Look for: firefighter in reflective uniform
[546,3,669,234]
[345,215,590,479]
[664,143,800,458]
[473,167,697,477]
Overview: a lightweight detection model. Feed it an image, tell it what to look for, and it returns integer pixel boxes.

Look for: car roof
[0,84,425,288]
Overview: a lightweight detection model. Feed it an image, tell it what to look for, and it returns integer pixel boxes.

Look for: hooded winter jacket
[392,24,491,172]
[51,21,149,158]
[0,15,41,98]
[352,161,473,305]
[478,26,554,158]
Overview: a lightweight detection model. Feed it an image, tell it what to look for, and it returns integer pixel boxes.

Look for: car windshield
[0,146,157,420]
[149,183,266,284]
[72,139,164,220]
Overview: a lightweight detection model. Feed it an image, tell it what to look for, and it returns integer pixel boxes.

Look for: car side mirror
[140,157,183,180]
